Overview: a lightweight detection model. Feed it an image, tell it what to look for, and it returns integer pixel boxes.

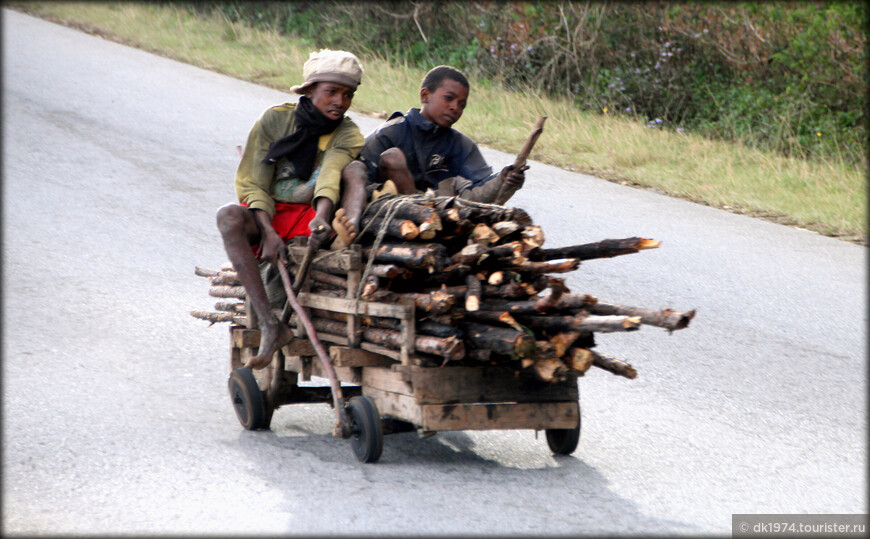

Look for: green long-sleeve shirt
[234,102,364,218]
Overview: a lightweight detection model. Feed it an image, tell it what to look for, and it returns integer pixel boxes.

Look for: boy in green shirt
[217,49,366,369]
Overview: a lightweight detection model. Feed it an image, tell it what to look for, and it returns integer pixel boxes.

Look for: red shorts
[241,202,316,257]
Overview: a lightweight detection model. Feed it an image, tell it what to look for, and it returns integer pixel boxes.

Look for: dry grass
[11,1,866,243]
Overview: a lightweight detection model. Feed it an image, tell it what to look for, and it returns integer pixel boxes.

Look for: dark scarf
[262,96,342,182]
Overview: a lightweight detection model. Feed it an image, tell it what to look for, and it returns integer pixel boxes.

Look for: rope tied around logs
[354,192,430,299]
[351,192,518,299]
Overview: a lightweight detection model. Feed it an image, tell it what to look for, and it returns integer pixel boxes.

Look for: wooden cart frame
[226,242,581,462]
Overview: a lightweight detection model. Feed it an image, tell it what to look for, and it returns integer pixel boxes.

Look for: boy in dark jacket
[343,65,528,203]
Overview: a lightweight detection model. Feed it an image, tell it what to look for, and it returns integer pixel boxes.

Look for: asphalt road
[2,9,866,536]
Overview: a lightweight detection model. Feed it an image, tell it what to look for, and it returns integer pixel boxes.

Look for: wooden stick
[562,347,594,373]
[591,351,637,379]
[275,260,348,432]
[510,258,580,275]
[494,116,546,205]
[307,317,465,361]
[465,274,482,312]
[195,266,220,277]
[530,237,660,261]
[209,285,246,299]
[587,303,696,331]
[214,301,245,313]
[360,216,420,241]
[190,310,239,323]
[461,322,536,358]
[530,357,567,382]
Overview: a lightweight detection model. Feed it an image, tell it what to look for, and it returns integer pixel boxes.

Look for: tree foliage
[179,1,867,164]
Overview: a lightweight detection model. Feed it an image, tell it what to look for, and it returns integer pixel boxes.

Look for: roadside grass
[10,1,866,243]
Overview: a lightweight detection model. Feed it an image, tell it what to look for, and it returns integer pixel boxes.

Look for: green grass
[11,1,866,243]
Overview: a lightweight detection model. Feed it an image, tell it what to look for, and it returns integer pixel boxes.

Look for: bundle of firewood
[192,194,695,382]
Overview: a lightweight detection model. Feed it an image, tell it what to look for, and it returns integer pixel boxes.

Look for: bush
[177,1,866,165]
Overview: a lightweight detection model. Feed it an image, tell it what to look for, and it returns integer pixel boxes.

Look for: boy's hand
[307,218,332,251]
[252,209,287,264]
[259,228,287,265]
[499,164,530,189]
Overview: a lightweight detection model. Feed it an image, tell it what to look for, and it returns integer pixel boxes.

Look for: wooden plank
[399,296,415,366]
[408,366,578,404]
[305,355,361,384]
[297,292,411,319]
[282,338,316,357]
[362,386,422,426]
[359,342,402,361]
[420,401,579,431]
[232,328,260,349]
[345,245,362,347]
[230,342,243,371]
[313,331,349,347]
[360,366,414,396]
[330,346,396,367]
[287,245,361,272]
[284,356,311,381]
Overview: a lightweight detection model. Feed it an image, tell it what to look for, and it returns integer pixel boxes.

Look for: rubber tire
[545,416,582,455]
[347,396,383,463]
[228,367,266,430]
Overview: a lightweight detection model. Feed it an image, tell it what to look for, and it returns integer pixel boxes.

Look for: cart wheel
[545,416,581,455]
[347,396,383,463]
[228,367,266,430]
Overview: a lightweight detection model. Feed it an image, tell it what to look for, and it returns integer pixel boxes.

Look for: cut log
[492,220,522,238]
[511,258,580,275]
[467,348,492,362]
[476,293,597,315]
[365,196,438,225]
[307,317,465,361]
[364,317,463,339]
[470,223,499,246]
[209,285,246,299]
[465,274,481,312]
[417,217,442,240]
[370,264,410,279]
[562,347,594,373]
[452,200,533,226]
[531,358,567,382]
[533,281,566,312]
[521,225,545,249]
[359,216,420,241]
[438,280,532,300]
[460,322,536,358]
[413,264,471,287]
[195,266,220,278]
[190,310,240,323]
[311,269,348,289]
[550,331,582,357]
[397,290,457,315]
[530,237,660,261]
[361,275,380,298]
[366,242,447,269]
[214,301,245,313]
[586,303,696,331]
[592,351,637,379]
[488,271,504,285]
[493,313,641,333]
[451,243,487,266]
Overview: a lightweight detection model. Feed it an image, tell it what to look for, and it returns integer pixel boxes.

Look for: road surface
[2,9,865,535]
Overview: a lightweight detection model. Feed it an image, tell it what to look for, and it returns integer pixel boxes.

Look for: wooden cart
[226,243,582,463]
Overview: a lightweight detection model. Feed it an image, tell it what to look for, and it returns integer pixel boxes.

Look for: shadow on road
[229,405,701,535]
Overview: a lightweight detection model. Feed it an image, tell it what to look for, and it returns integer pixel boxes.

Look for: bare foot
[245,320,294,370]
[331,208,358,248]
